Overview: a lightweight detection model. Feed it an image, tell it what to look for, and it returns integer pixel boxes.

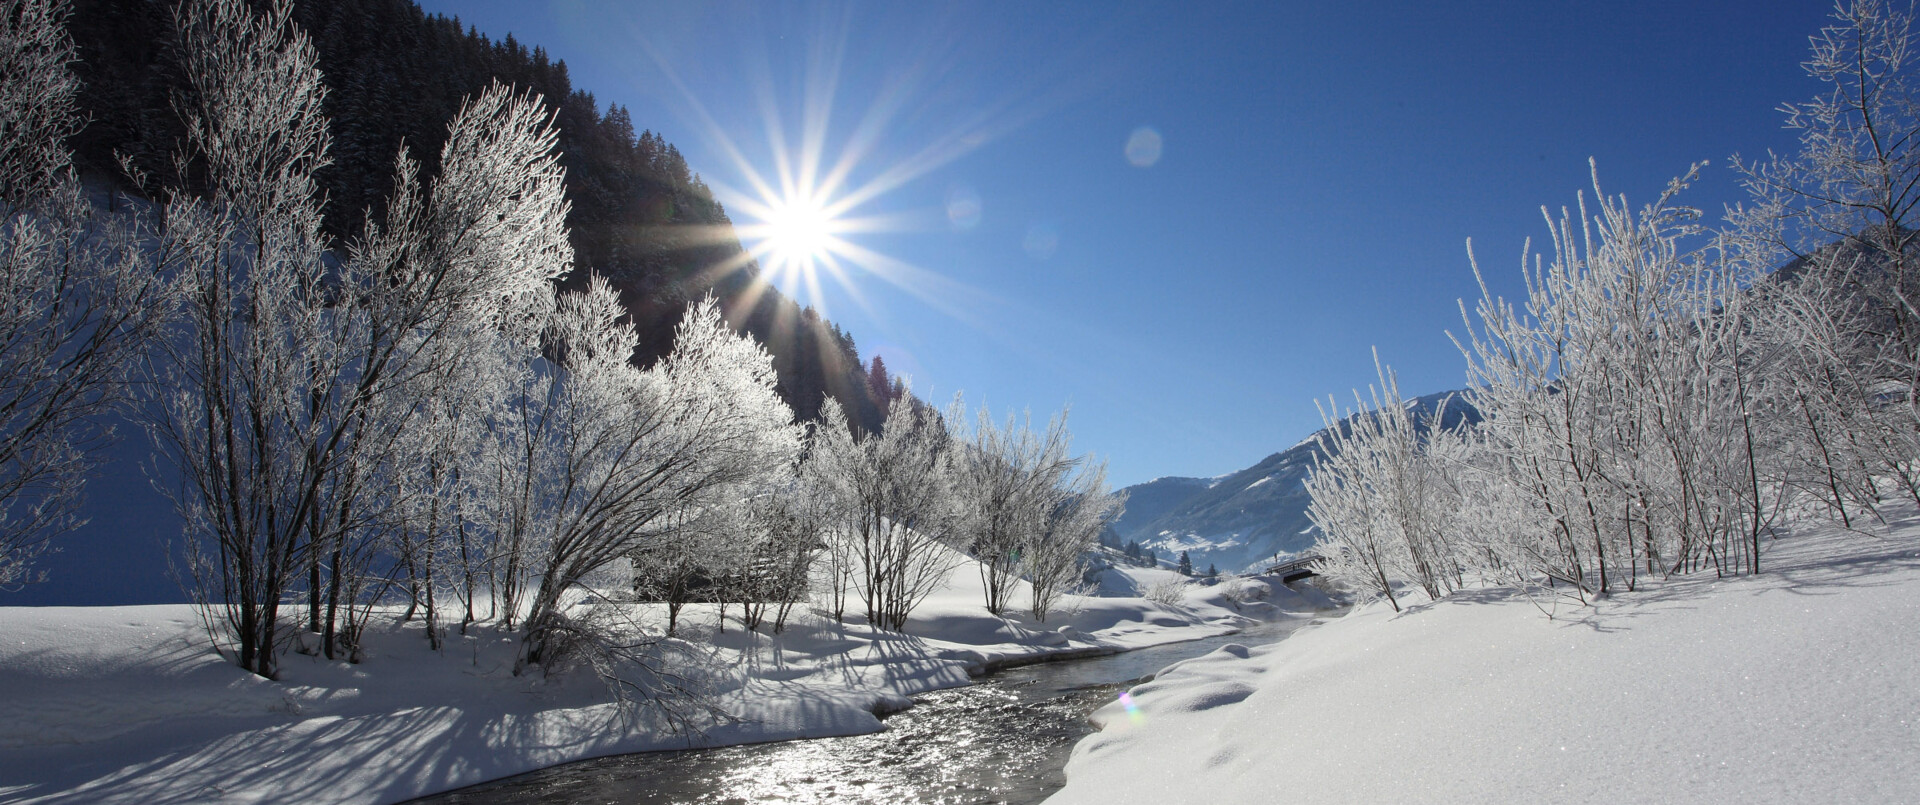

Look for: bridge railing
[1262,556,1320,580]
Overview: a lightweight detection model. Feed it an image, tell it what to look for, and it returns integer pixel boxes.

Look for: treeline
[65,0,886,429]
[0,0,1122,699]
[1305,0,1920,612]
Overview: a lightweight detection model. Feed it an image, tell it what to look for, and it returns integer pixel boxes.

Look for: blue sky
[418,0,1831,487]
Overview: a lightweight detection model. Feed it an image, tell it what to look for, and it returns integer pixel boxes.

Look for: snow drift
[1049,521,1920,804]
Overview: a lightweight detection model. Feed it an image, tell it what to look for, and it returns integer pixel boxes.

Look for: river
[409,614,1333,805]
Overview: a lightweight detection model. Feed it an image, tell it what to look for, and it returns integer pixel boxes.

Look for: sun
[761,194,837,274]
[733,187,860,304]
[639,19,1010,325]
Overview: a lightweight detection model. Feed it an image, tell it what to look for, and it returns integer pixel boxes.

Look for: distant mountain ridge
[1112,389,1478,574]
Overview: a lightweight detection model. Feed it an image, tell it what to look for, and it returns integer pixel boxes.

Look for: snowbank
[0,550,1276,804]
[1050,519,1920,804]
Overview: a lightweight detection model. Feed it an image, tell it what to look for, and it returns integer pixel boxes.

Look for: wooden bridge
[1262,556,1319,584]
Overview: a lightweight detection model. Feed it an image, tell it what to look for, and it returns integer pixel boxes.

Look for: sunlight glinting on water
[411,619,1329,805]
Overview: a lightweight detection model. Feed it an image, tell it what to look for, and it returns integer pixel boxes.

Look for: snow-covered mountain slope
[1111,389,1476,574]
[1108,476,1217,533]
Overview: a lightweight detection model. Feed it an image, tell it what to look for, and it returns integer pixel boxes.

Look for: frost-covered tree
[1446,165,1770,595]
[1306,356,1464,611]
[812,390,959,631]
[948,400,1076,615]
[1733,0,1920,359]
[143,0,574,675]
[1745,262,1891,526]
[0,0,76,205]
[142,0,338,677]
[1730,0,1920,520]
[506,290,799,672]
[1309,164,1775,610]
[944,398,1125,622]
[1309,163,1792,613]
[1296,2,1920,615]
[315,80,573,659]
[1025,458,1120,622]
[0,0,170,589]
[732,470,825,633]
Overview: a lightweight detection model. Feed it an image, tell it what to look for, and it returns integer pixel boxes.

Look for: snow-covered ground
[0,552,1316,805]
[1051,517,1920,804]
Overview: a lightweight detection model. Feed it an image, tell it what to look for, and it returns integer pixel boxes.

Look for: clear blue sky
[417,0,1831,487]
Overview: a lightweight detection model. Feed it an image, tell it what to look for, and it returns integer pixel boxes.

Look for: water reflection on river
[412,616,1330,805]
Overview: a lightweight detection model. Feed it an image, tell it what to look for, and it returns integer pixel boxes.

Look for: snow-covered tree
[141,0,576,674]
[1025,457,1120,622]
[1305,355,1464,611]
[142,0,339,678]
[0,0,171,589]
[508,290,799,672]
[811,391,959,631]
[947,400,1076,615]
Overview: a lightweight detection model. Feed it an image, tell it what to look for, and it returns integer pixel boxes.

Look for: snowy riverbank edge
[0,560,1327,805]
[1049,517,1920,805]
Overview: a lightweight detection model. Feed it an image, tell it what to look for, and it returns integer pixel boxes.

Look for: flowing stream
[410,615,1333,805]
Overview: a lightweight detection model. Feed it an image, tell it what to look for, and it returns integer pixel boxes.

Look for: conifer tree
[867,355,892,406]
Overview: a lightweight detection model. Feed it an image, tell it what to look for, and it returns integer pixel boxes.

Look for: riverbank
[0,555,1327,805]
[413,617,1335,805]
[1050,517,1920,804]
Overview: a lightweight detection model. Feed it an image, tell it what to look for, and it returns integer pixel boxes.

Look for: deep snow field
[1050,516,1920,804]
[0,552,1321,805]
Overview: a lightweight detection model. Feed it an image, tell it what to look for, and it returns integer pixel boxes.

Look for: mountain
[1114,476,1219,529]
[12,0,904,607]
[64,0,889,432]
[1112,389,1478,574]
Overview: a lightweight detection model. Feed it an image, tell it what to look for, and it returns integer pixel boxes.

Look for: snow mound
[1052,521,1920,804]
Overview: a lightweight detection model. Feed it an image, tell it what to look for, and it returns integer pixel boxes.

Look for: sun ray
[827,239,1002,330]
[609,6,1105,355]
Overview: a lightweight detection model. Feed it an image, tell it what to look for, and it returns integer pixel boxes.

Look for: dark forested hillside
[65,0,885,429]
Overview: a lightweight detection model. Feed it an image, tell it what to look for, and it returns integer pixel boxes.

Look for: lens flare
[1118,690,1145,726]
[946,186,983,230]
[1125,126,1162,167]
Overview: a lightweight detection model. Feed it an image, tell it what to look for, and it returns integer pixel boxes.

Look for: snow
[1243,476,1271,490]
[0,546,1284,804]
[1049,519,1920,804]
[1090,564,1188,598]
